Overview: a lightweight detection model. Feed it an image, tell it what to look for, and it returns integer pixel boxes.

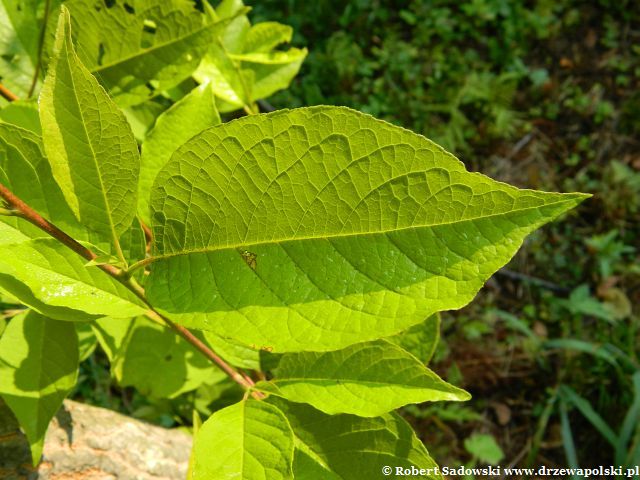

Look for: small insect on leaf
[237,249,257,270]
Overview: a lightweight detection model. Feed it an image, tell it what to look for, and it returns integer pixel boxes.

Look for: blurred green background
[25,0,636,474]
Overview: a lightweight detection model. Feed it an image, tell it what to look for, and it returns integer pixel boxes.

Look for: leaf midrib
[264,377,454,392]
[152,196,582,259]
[64,37,121,253]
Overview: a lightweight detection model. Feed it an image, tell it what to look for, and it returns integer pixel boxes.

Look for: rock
[0,399,191,480]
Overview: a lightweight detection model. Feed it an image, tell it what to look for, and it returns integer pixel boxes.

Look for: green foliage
[388,313,441,364]
[0,238,146,320]
[58,0,223,107]
[40,8,141,259]
[191,400,295,479]
[0,1,589,476]
[257,340,469,417]
[194,0,306,113]
[146,106,585,352]
[138,82,221,225]
[0,123,78,238]
[96,316,224,399]
[464,433,504,465]
[247,0,640,471]
[271,397,442,480]
[0,0,47,96]
[0,99,41,133]
[0,311,78,464]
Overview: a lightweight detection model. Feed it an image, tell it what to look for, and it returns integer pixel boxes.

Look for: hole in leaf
[191,0,204,13]
[141,19,157,49]
[97,43,105,66]
[145,81,158,96]
[104,0,115,8]
[123,2,134,14]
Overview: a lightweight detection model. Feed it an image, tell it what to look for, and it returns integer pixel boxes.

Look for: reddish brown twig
[0,181,261,396]
[0,83,18,102]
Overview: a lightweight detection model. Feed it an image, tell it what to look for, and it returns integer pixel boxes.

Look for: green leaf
[107,316,218,398]
[203,331,263,371]
[39,7,140,259]
[59,0,224,106]
[0,99,42,134]
[194,0,306,112]
[388,314,440,364]
[0,285,19,304]
[92,316,132,361]
[0,123,81,239]
[0,311,78,465]
[0,239,146,320]
[191,399,294,480]
[146,106,589,352]
[75,322,97,362]
[194,376,243,419]
[464,433,504,465]
[257,340,469,417]
[0,123,145,268]
[0,221,29,245]
[0,0,41,96]
[122,100,169,142]
[138,82,221,225]
[269,397,443,480]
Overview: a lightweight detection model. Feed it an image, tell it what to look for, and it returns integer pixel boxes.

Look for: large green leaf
[101,316,217,398]
[0,238,146,320]
[257,340,468,417]
[268,397,443,480]
[58,0,224,106]
[0,311,78,465]
[138,82,220,225]
[146,106,588,352]
[191,399,294,480]
[194,0,306,113]
[39,7,140,259]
